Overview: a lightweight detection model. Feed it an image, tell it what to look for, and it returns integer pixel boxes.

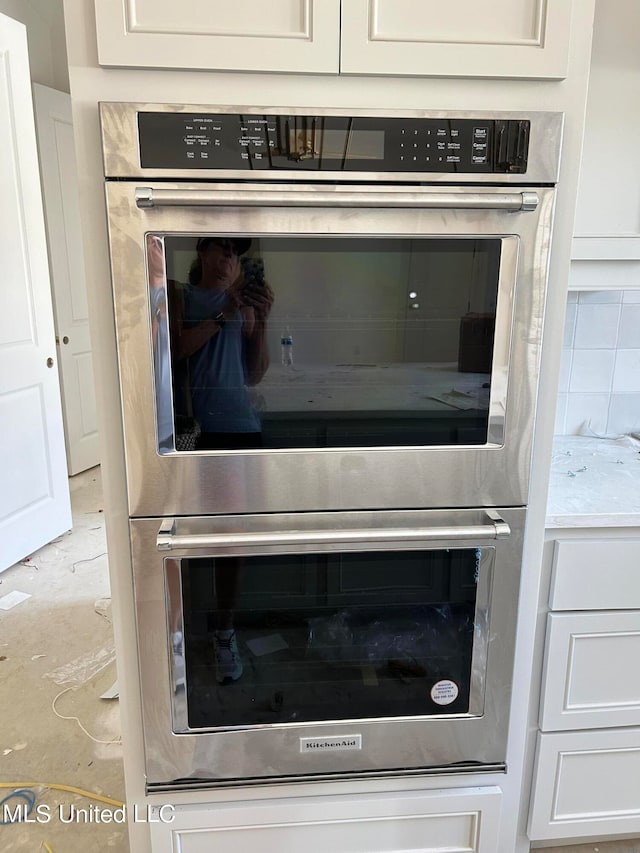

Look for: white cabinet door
[572,0,640,262]
[550,539,640,611]
[95,0,341,73]
[540,611,640,731]
[150,786,502,853]
[529,728,640,840]
[340,0,573,79]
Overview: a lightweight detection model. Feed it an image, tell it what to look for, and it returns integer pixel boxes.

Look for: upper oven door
[105,181,555,516]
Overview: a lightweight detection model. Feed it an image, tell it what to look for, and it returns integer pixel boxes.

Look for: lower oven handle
[135,187,539,212]
[156,512,510,552]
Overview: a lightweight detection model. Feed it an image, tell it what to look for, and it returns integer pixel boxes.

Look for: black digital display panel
[137,112,530,174]
[307,129,385,161]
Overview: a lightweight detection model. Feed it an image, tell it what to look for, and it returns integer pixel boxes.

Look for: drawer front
[529,728,640,841]
[150,787,502,853]
[540,611,640,731]
[550,539,640,611]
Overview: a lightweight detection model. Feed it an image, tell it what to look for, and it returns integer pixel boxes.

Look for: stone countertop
[546,435,640,529]
[256,363,491,413]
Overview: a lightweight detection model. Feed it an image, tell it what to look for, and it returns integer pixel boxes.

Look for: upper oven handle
[135,187,539,212]
[156,511,510,552]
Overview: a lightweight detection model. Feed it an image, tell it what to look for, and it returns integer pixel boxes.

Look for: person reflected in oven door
[168,236,274,684]
[169,236,273,451]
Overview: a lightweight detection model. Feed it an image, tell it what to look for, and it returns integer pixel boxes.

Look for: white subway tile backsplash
[554,394,568,435]
[618,305,640,348]
[578,290,623,304]
[613,349,640,393]
[565,393,610,435]
[559,349,572,393]
[569,349,615,393]
[555,290,640,436]
[607,395,640,435]
[574,303,620,348]
[563,302,576,348]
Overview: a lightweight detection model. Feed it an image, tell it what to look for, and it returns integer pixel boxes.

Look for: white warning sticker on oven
[430,680,459,706]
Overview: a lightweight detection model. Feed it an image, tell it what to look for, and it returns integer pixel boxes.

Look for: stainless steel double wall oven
[101,104,562,790]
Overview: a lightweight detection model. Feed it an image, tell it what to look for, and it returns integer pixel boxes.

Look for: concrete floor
[0,466,127,852]
[1,466,639,853]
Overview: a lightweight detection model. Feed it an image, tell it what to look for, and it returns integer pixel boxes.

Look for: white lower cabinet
[540,610,640,731]
[529,728,640,840]
[150,785,502,853]
[529,534,640,842]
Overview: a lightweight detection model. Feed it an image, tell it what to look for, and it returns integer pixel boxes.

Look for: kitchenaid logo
[300,735,362,753]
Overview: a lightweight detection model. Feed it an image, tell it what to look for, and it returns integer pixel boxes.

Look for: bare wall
[0,0,69,91]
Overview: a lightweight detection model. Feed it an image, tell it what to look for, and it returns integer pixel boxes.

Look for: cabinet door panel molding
[95,0,341,73]
[529,728,640,840]
[340,0,572,78]
[540,611,640,731]
[149,786,502,853]
[95,0,572,79]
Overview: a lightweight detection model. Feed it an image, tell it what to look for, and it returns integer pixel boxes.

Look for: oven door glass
[167,545,492,732]
[149,234,509,453]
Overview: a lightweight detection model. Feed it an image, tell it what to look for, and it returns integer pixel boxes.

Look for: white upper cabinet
[572,0,640,261]
[94,0,341,73]
[340,0,573,79]
[95,0,573,79]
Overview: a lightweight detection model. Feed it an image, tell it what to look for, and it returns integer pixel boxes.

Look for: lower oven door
[131,507,523,790]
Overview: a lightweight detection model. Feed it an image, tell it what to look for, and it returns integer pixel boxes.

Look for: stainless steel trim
[157,512,510,552]
[135,186,539,211]
[146,764,507,793]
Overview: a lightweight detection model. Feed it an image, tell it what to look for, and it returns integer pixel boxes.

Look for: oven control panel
[137,112,530,174]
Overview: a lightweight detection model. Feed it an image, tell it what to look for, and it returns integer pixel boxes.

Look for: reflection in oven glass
[175,548,483,729]
[153,235,500,453]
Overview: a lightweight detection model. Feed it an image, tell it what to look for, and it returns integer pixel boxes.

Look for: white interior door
[0,13,71,573]
[33,83,100,475]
